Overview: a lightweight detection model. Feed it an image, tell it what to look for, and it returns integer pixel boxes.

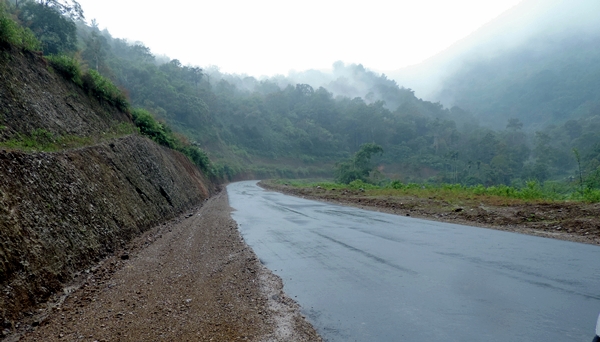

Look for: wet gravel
[10,191,321,342]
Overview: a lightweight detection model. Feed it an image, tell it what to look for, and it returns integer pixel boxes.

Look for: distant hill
[388,0,600,131]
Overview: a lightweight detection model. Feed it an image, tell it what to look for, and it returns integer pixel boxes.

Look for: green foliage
[25,13,596,188]
[18,0,80,54]
[0,3,41,50]
[280,178,600,203]
[581,188,600,203]
[335,143,383,184]
[46,54,81,85]
[131,108,175,148]
[181,145,210,173]
[82,69,128,111]
[439,32,600,131]
[0,122,137,152]
[131,108,213,173]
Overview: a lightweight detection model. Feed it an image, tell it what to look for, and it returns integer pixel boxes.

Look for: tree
[506,118,523,131]
[19,0,83,54]
[573,148,584,194]
[189,67,203,90]
[335,143,383,184]
[82,20,109,71]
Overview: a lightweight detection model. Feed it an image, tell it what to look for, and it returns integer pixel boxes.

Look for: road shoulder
[14,190,321,342]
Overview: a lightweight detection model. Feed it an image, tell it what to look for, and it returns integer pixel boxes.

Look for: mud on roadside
[259,181,600,246]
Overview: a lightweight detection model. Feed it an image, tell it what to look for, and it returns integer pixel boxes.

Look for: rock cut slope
[0,44,215,326]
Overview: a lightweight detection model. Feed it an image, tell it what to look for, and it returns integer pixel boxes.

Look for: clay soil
[260,181,600,246]
[6,191,321,342]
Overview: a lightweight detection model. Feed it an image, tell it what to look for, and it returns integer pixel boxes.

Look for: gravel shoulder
[11,190,321,342]
[259,181,600,246]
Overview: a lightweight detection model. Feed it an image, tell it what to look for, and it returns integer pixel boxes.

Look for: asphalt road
[228,181,600,341]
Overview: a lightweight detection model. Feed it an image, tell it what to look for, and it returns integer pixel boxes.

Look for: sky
[75,0,523,77]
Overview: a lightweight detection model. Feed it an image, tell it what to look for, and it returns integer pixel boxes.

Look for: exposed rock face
[0,39,215,327]
[0,44,130,141]
[0,135,214,323]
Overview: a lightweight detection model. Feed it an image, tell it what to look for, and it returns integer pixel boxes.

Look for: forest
[2,0,600,199]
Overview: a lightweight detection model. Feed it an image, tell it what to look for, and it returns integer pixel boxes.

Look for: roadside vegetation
[325,143,600,204]
[0,1,39,50]
[269,178,600,204]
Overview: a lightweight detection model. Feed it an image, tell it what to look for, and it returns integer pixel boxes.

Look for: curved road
[228,181,600,341]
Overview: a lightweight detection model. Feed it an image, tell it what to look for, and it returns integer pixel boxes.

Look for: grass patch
[0,123,137,152]
[0,129,90,151]
[271,179,600,204]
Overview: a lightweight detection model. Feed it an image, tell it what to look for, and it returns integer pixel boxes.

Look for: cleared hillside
[0,41,214,325]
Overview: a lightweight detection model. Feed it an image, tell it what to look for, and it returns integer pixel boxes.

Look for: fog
[203,61,413,112]
[387,0,600,103]
[167,0,600,134]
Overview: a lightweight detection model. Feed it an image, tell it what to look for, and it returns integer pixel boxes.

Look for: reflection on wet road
[228,181,600,341]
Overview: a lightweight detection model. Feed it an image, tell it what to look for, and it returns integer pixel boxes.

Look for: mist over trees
[436,33,600,132]
[3,0,600,192]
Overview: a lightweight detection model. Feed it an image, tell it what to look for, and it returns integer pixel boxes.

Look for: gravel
[13,191,321,342]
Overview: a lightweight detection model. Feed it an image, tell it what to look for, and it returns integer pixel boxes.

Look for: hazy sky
[75,0,522,76]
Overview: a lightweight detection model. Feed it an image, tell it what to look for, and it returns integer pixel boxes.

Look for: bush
[0,4,40,51]
[347,179,378,190]
[583,188,600,203]
[181,145,210,172]
[335,143,383,184]
[82,70,128,111]
[131,108,213,173]
[389,180,404,189]
[46,54,82,85]
[19,25,39,51]
[131,108,174,148]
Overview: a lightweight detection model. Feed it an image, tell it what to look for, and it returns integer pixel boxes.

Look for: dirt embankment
[0,135,216,329]
[0,41,220,328]
[260,181,600,246]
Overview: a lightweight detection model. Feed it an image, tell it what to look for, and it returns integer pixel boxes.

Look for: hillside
[437,31,600,131]
[390,0,600,131]
[0,41,215,326]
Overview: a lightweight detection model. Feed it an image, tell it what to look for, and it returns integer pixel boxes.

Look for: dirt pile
[260,181,600,245]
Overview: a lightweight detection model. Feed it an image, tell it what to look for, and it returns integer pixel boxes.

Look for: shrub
[46,54,82,85]
[0,10,19,46]
[131,108,174,148]
[387,180,402,189]
[82,70,128,111]
[181,145,210,172]
[0,4,40,51]
[19,26,39,51]
[583,188,600,203]
[335,143,383,184]
[130,108,214,174]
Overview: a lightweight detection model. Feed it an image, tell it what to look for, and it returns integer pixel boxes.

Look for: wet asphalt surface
[228,181,600,341]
